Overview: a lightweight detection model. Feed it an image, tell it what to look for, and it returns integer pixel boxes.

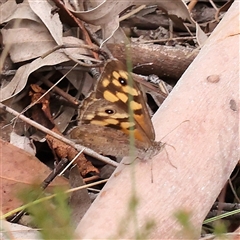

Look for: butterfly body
[70,59,162,158]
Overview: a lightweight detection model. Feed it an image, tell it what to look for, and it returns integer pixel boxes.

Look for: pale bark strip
[75,2,239,239]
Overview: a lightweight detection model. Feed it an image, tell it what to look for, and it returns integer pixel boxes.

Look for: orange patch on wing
[91,120,109,126]
[102,78,110,87]
[103,90,119,102]
[134,129,145,142]
[116,92,128,103]
[130,100,142,110]
[122,85,138,96]
[104,118,119,125]
[122,128,145,142]
[119,70,128,80]
[134,114,149,138]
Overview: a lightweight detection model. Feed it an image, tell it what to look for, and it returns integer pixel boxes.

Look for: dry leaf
[29,84,53,124]
[0,35,96,102]
[69,166,91,227]
[0,139,68,214]
[67,0,207,45]
[10,132,36,156]
[46,127,99,177]
[28,0,63,45]
[1,21,57,63]
[0,220,40,240]
[0,1,38,24]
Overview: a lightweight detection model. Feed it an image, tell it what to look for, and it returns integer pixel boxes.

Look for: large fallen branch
[75,2,239,239]
[107,43,198,82]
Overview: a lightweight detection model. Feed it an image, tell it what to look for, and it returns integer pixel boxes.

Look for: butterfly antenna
[158,120,190,159]
[159,120,190,142]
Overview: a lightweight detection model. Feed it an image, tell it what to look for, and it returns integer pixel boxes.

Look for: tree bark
[75,2,239,239]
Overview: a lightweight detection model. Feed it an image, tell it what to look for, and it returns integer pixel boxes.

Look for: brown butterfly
[69,59,163,159]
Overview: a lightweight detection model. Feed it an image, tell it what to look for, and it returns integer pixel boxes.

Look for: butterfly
[69,59,163,159]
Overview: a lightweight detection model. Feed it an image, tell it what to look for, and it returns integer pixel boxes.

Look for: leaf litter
[0,0,238,238]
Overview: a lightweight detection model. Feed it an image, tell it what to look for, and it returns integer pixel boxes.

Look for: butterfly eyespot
[118,77,127,86]
[105,109,115,115]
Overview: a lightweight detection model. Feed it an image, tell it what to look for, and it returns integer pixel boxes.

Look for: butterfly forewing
[91,59,156,144]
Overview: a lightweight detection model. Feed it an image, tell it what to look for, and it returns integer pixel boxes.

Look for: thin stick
[119,5,146,22]
[38,73,80,106]
[141,36,197,44]
[0,103,119,167]
[58,150,84,176]
[51,0,99,60]
[2,179,109,220]
[11,64,78,126]
[8,158,70,223]
[188,0,198,11]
